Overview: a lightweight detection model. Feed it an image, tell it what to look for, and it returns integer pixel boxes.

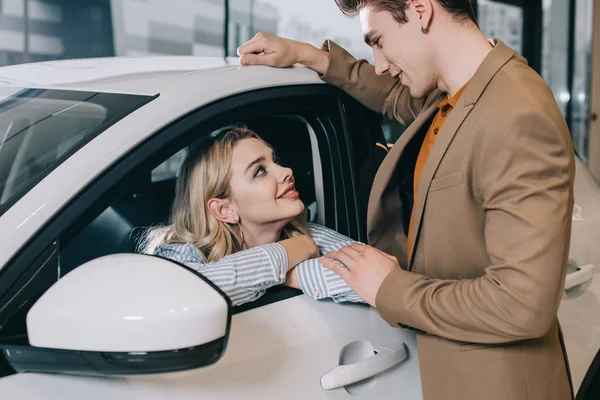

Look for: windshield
[0,88,155,217]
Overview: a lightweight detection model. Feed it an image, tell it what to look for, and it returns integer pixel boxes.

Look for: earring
[421,26,429,34]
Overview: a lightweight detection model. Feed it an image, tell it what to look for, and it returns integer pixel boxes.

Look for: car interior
[59,115,323,288]
[577,348,600,400]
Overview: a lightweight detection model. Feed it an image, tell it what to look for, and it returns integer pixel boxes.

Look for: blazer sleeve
[374,110,575,344]
[319,40,441,126]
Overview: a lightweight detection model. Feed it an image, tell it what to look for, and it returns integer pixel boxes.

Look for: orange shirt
[407,83,469,261]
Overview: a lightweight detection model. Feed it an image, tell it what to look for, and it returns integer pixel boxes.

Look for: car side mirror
[1,254,231,376]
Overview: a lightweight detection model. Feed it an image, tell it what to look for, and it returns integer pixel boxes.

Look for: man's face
[360,4,438,98]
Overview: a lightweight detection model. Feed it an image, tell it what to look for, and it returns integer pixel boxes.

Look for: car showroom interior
[0,0,599,399]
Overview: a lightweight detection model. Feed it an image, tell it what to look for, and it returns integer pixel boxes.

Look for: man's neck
[432,25,493,97]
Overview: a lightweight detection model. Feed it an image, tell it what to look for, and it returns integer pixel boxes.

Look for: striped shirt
[153,223,365,306]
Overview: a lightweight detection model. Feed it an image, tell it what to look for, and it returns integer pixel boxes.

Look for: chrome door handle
[320,342,408,390]
[564,264,594,290]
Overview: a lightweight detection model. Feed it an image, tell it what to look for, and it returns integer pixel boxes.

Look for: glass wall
[0,0,594,158]
[236,0,370,61]
[110,0,225,57]
[0,0,113,66]
[478,0,523,53]
[542,0,571,117]
[109,0,370,60]
[570,0,594,160]
[541,0,594,161]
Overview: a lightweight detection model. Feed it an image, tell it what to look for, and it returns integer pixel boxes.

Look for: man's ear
[207,198,239,224]
[411,0,433,28]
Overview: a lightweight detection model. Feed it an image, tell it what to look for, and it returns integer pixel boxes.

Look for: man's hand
[322,244,400,307]
[237,32,330,75]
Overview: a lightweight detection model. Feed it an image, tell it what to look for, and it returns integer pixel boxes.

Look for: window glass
[0,88,154,216]
[0,1,113,66]
[542,0,570,116]
[478,0,524,54]
[570,0,594,161]
[152,148,188,183]
[110,0,226,57]
[251,0,372,61]
[541,0,594,161]
[382,116,407,146]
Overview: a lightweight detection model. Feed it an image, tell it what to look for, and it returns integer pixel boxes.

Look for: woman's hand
[279,235,319,271]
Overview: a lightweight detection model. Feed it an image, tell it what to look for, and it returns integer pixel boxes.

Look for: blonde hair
[142,127,309,262]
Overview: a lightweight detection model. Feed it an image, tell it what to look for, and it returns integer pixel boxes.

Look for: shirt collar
[437,80,470,110]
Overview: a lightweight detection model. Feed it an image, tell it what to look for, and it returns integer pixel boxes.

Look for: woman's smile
[278,183,299,199]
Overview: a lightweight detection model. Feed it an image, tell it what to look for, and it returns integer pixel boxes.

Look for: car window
[152,148,188,182]
[381,115,407,146]
[58,116,319,291]
[0,87,155,217]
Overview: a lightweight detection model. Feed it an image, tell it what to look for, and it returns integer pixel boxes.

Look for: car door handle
[320,342,408,390]
[564,264,594,290]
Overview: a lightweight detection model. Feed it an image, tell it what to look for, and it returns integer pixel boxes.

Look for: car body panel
[0,56,246,95]
[0,296,422,400]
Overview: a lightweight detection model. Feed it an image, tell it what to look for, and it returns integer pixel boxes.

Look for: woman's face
[228,138,305,229]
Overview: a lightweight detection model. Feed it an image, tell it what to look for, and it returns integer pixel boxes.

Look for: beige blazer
[321,39,575,400]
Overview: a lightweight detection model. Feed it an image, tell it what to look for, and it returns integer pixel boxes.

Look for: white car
[0,57,597,400]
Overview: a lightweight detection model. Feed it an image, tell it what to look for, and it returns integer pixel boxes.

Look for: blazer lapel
[407,39,516,270]
[406,100,474,268]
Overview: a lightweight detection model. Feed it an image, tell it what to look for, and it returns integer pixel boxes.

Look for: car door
[558,155,600,394]
[0,86,423,399]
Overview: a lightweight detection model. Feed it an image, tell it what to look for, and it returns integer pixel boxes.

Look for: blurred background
[0,0,595,162]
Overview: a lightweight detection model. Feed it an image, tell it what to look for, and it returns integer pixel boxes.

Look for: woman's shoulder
[306,223,355,244]
[153,242,205,264]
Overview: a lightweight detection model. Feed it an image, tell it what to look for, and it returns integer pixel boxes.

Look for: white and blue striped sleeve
[154,242,288,306]
[294,224,365,303]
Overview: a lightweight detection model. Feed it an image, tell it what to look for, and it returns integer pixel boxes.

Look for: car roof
[0,56,324,94]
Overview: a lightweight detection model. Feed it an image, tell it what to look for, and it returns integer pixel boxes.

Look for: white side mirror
[3,254,231,376]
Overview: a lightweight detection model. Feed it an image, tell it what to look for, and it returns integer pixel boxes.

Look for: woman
[142,127,364,306]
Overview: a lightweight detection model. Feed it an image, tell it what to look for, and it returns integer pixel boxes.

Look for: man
[238,0,574,399]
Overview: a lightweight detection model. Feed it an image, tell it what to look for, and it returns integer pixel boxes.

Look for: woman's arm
[291,224,366,303]
[278,234,319,270]
[155,235,318,306]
